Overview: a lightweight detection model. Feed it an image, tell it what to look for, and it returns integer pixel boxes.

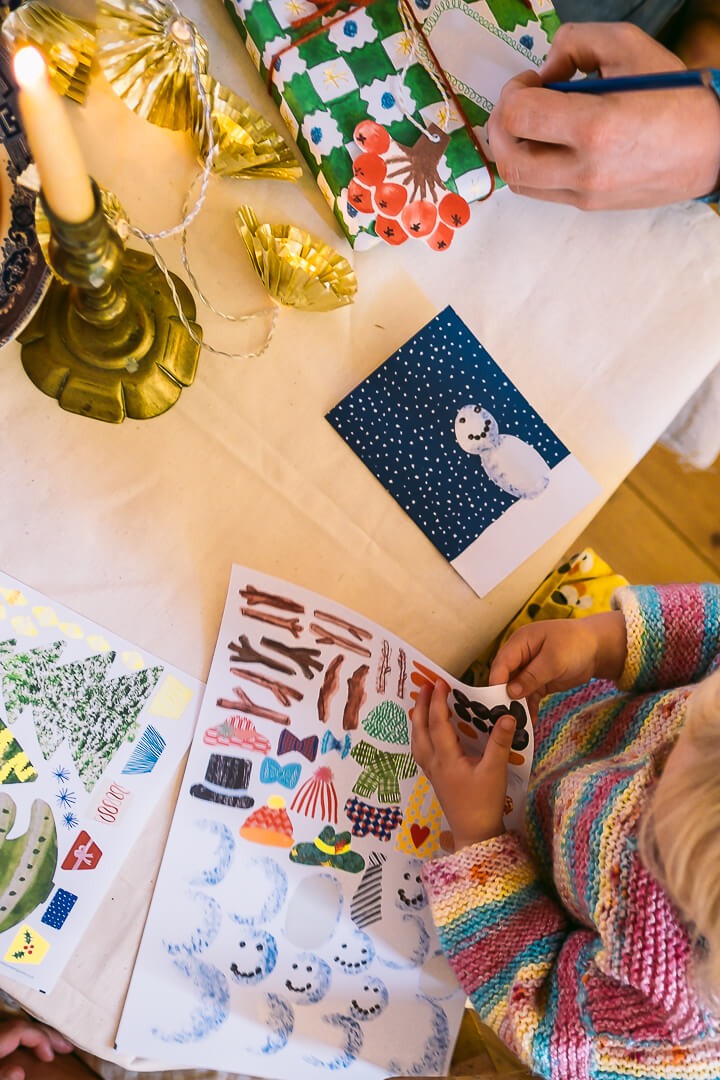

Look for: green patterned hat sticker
[362,700,409,744]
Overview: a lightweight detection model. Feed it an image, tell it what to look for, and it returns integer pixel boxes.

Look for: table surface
[2,0,720,1066]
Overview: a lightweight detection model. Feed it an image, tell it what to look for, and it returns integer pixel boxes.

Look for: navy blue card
[327,307,599,596]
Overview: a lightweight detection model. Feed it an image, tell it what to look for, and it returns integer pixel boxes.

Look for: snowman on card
[327,306,600,597]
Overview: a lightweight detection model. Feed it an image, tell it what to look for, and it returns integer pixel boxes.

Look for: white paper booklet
[0,572,201,993]
[117,566,533,1078]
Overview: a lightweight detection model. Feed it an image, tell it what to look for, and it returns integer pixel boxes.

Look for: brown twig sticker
[228,635,294,677]
[317,654,344,724]
[262,637,324,679]
[313,609,372,642]
[343,664,370,730]
[397,649,407,699]
[240,585,304,613]
[240,608,304,639]
[310,623,372,658]
[230,668,304,707]
[376,640,391,694]
[216,686,290,725]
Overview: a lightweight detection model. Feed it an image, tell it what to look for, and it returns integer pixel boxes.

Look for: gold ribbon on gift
[236,205,357,313]
[1,1,95,104]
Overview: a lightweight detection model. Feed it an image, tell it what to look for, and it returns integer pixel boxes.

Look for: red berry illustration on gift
[375,215,408,246]
[347,178,374,215]
[351,122,471,251]
[372,181,408,217]
[438,191,471,228]
[353,152,386,187]
[354,120,391,155]
[427,220,454,252]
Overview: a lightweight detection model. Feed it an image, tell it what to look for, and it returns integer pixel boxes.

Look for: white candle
[13,46,94,224]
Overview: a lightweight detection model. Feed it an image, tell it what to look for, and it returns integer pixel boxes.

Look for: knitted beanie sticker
[362,701,409,745]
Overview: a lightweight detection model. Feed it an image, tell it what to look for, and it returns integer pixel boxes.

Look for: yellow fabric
[464,548,628,687]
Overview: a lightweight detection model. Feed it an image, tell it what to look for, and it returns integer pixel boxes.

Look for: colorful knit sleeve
[612,584,720,693]
[421,832,572,1073]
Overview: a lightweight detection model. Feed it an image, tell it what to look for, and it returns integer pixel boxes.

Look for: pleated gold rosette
[95,0,209,130]
[236,205,356,312]
[2,2,95,103]
[192,76,301,181]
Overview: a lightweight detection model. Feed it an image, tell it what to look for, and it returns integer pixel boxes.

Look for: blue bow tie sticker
[321,730,351,759]
[259,757,301,789]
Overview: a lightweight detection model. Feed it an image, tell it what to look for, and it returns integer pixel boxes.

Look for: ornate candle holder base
[18,181,202,423]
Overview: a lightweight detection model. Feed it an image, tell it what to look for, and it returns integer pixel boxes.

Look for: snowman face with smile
[230,926,278,985]
[454,404,500,454]
[348,976,389,1022]
[396,860,427,911]
[331,929,375,973]
[284,952,331,1004]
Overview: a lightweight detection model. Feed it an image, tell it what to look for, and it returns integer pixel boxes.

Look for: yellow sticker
[60,622,84,639]
[395,776,443,860]
[148,675,194,719]
[121,651,145,671]
[86,635,111,652]
[32,606,58,627]
[0,589,26,607]
[10,616,37,637]
[5,925,50,964]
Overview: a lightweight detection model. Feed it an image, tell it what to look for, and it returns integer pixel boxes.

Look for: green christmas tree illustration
[0,640,161,793]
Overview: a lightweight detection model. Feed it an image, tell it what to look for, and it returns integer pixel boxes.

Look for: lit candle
[13,46,94,223]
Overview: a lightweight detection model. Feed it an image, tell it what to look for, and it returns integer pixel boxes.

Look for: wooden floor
[572,443,720,585]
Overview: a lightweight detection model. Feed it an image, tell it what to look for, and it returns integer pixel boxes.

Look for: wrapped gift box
[224,0,559,248]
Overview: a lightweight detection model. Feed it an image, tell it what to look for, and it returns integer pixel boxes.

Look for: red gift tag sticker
[61,830,102,870]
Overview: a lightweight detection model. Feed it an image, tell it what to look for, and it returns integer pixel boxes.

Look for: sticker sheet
[0,573,201,993]
[116,566,533,1078]
[327,306,601,597]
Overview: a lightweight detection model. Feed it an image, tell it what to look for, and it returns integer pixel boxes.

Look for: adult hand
[0,1019,73,1080]
[489,611,627,722]
[410,678,515,850]
[488,21,720,208]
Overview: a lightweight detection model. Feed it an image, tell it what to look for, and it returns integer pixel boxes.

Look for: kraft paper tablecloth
[1,0,720,1066]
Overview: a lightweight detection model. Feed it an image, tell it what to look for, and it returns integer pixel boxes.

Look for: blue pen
[545,68,720,95]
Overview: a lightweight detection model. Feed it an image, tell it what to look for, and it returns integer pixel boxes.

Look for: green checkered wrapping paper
[223,0,560,247]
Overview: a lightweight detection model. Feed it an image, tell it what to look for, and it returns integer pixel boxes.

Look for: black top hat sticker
[190,753,255,808]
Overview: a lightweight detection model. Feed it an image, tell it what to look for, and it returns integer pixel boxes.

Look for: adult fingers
[410,683,434,771]
[539,21,684,83]
[480,714,516,775]
[427,678,460,758]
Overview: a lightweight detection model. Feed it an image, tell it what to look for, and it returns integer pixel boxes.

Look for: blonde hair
[638,668,720,1010]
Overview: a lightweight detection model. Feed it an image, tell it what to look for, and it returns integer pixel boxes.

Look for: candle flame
[13,46,48,89]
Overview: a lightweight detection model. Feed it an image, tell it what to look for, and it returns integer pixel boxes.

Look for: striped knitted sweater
[422,584,720,1080]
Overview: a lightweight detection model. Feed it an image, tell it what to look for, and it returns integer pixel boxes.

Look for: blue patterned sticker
[41,888,78,930]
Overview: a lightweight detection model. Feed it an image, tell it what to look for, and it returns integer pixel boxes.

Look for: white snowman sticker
[454,404,551,499]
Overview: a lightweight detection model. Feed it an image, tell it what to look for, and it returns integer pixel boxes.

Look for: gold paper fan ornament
[2,2,95,103]
[236,206,357,313]
[95,0,209,130]
[192,76,302,181]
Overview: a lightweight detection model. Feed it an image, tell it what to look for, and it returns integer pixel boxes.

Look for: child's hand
[410,678,516,850]
[489,611,627,722]
[0,1019,73,1080]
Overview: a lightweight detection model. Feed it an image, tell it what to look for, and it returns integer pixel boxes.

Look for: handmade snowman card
[0,572,201,993]
[327,306,600,597]
[116,566,534,1079]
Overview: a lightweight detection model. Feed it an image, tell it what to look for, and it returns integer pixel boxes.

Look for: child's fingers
[480,713,516,774]
[44,1029,74,1055]
[409,683,434,771]
[0,1066,24,1080]
[427,679,460,757]
[0,1023,53,1063]
[489,626,540,689]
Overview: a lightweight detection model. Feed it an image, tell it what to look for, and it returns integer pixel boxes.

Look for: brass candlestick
[19,179,202,423]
